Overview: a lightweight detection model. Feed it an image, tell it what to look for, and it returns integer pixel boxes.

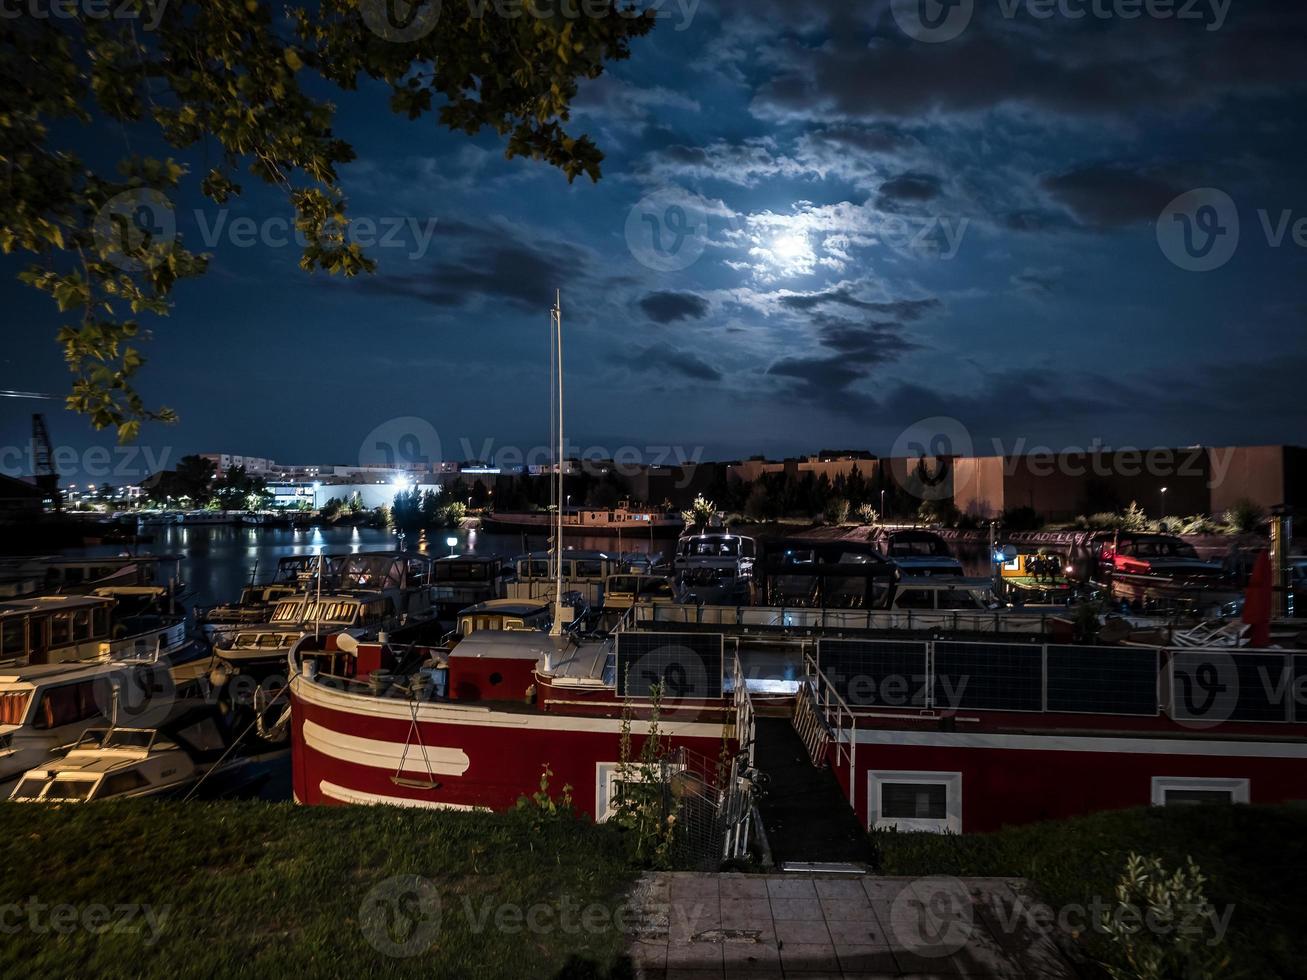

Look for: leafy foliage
[680,493,716,532]
[1,1,652,439]
[1099,853,1231,980]
[1221,498,1265,535]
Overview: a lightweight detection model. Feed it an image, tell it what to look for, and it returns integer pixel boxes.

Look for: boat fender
[209,666,231,688]
[524,683,536,705]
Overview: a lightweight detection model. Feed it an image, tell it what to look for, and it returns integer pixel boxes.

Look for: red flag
[1242,549,1273,648]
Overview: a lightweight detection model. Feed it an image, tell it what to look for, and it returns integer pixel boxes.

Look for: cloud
[1011,266,1065,296]
[634,342,723,381]
[638,291,710,323]
[777,288,942,321]
[1040,165,1181,229]
[876,173,943,209]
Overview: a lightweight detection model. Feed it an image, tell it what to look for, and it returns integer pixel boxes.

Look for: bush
[1221,498,1264,535]
[1182,514,1220,534]
[856,503,879,525]
[917,499,959,526]
[824,498,850,525]
[1155,516,1185,535]
[439,501,467,527]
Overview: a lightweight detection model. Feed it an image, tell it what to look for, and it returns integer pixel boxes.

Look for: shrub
[1182,514,1220,534]
[1121,500,1150,532]
[824,498,851,525]
[1221,498,1264,535]
[1099,853,1231,980]
[856,503,879,525]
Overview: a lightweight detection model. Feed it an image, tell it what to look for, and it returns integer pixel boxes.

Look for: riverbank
[0,802,641,979]
[876,804,1307,978]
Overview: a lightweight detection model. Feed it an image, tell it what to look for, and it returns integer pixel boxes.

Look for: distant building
[0,473,54,521]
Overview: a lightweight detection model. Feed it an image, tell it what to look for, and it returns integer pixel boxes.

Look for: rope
[180,682,289,802]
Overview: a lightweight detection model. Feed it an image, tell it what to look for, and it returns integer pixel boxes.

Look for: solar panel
[1045,646,1159,716]
[817,639,928,709]
[933,641,1043,712]
[1170,651,1292,724]
[615,632,724,699]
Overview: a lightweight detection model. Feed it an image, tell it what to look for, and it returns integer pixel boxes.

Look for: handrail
[803,653,857,770]
[731,651,756,767]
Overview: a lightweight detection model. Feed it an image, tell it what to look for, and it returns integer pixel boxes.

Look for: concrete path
[625,872,1084,979]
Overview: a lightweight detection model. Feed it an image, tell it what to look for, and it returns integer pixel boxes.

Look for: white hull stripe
[293,676,726,739]
[303,720,471,775]
[854,729,1307,759]
[319,780,490,811]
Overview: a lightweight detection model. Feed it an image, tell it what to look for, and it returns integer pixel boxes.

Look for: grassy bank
[0,802,642,980]
[875,805,1306,978]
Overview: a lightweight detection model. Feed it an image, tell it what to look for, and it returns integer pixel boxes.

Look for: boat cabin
[874,529,964,577]
[507,550,617,606]
[0,595,115,665]
[603,575,672,611]
[268,593,397,631]
[455,599,551,637]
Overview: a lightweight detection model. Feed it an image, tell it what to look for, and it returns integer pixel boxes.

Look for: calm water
[59,524,663,609]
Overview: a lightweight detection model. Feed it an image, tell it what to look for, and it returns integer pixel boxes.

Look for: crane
[31,413,62,512]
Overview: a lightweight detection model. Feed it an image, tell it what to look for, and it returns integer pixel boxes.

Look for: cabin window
[526,560,550,578]
[12,777,48,800]
[1,619,25,657]
[49,612,73,647]
[0,691,32,726]
[73,609,92,641]
[869,771,962,833]
[42,779,96,801]
[34,680,100,730]
[575,560,604,578]
[100,770,150,797]
[92,606,109,637]
[1151,777,1249,806]
[893,590,935,610]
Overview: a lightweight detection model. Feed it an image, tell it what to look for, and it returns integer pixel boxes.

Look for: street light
[880,489,885,522]
[446,535,458,557]
[1160,486,1168,518]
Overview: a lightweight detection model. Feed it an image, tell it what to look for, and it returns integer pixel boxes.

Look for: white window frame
[868,770,962,833]
[594,761,684,823]
[1151,776,1249,806]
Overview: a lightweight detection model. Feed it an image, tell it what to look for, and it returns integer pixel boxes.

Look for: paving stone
[835,944,901,973]
[779,942,843,972]
[770,897,827,921]
[825,917,892,946]
[774,918,834,945]
[767,876,819,899]
[666,940,725,971]
[719,875,770,900]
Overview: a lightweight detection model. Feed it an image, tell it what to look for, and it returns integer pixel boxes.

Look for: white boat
[8,726,201,802]
[0,656,186,790]
[0,593,196,668]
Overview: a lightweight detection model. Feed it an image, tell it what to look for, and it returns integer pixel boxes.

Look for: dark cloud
[876,173,943,208]
[638,291,710,324]
[1041,166,1181,229]
[778,289,942,321]
[349,221,588,312]
[634,343,723,382]
[749,6,1307,124]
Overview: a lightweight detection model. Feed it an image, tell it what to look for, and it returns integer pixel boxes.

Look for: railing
[731,652,756,768]
[802,654,857,771]
[635,600,1058,636]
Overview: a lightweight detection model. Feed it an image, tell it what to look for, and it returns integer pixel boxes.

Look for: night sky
[3,0,1306,482]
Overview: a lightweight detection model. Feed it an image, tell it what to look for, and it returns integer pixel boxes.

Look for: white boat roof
[0,595,115,618]
[459,598,550,616]
[0,659,123,687]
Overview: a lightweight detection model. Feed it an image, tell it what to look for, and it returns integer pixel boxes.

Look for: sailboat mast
[551,291,565,629]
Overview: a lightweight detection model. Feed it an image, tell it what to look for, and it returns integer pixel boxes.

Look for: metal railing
[635,600,1058,635]
[802,654,857,771]
[731,652,756,768]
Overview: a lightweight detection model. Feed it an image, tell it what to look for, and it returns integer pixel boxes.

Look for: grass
[874,805,1307,978]
[0,801,644,980]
